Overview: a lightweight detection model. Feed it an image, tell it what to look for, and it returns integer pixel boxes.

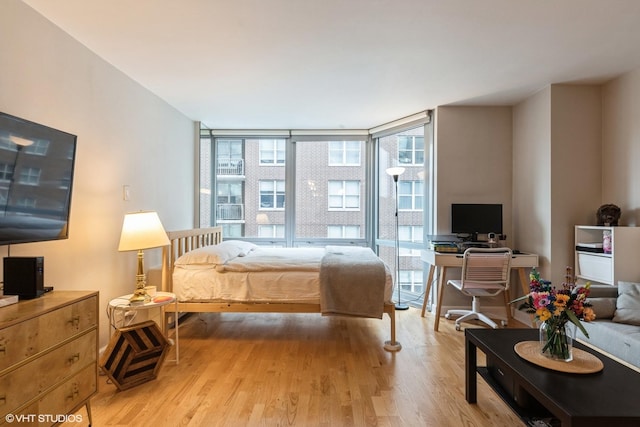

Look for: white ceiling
[21,0,640,130]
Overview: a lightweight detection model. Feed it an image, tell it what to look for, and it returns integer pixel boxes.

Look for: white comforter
[173,246,393,303]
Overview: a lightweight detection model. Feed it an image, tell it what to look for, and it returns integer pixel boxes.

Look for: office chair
[444,247,512,331]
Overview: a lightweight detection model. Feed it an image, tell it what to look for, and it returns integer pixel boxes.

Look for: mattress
[173,246,393,303]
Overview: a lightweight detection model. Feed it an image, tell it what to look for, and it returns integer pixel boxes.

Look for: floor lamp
[386,167,409,310]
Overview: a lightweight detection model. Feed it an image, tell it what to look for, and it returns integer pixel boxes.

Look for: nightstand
[107,291,179,363]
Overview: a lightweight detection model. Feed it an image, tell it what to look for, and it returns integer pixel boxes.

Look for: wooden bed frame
[160,227,401,351]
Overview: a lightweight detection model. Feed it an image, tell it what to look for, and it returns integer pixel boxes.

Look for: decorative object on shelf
[602,229,612,254]
[512,267,596,361]
[118,211,170,304]
[385,166,408,311]
[596,203,621,226]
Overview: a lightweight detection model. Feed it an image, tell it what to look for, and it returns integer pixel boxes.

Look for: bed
[159,227,401,351]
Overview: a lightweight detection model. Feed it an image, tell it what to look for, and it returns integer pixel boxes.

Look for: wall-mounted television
[0,112,77,246]
[451,203,503,241]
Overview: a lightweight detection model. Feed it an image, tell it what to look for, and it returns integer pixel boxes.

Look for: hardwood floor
[68,308,525,427]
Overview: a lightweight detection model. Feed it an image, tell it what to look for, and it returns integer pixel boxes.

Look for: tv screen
[451,203,503,239]
[0,112,77,245]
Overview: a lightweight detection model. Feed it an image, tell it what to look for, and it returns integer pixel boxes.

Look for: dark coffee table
[465,328,640,426]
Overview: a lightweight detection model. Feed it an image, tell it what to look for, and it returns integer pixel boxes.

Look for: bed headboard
[161,226,223,292]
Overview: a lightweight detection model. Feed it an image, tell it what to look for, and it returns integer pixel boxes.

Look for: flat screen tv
[0,112,77,246]
[451,203,502,241]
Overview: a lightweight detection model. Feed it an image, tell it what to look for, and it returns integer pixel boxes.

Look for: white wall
[0,0,196,348]
[603,67,640,224]
[512,85,602,288]
[434,105,512,308]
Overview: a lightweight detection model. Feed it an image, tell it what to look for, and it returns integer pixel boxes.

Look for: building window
[399,225,423,256]
[259,180,285,209]
[328,180,360,210]
[221,223,243,238]
[259,139,286,165]
[400,270,424,293]
[24,140,50,156]
[217,139,244,175]
[19,167,40,186]
[0,163,12,181]
[217,182,244,220]
[258,224,285,238]
[398,180,423,211]
[398,135,424,165]
[328,141,361,166]
[327,225,360,238]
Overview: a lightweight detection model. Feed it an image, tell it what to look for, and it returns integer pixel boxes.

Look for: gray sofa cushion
[613,281,640,326]
[588,297,617,319]
[577,319,640,368]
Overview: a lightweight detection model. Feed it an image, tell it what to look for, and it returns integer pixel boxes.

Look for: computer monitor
[451,203,503,241]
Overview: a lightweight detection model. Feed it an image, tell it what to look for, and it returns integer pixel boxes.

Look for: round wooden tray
[514,341,604,374]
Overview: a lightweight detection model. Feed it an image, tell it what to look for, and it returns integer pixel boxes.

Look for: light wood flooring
[67,308,526,427]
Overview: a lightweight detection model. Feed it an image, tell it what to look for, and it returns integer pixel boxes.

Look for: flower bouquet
[513,267,595,361]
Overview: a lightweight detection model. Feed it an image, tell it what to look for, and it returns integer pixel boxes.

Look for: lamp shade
[385,167,405,177]
[118,211,170,252]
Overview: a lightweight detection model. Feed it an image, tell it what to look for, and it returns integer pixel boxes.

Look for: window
[328,180,360,210]
[399,181,423,211]
[327,225,360,238]
[399,270,424,293]
[258,224,285,238]
[328,141,361,166]
[19,167,40,186]
[217,182,243,220]
[198,113,432,266]
[295,139,367,241]
[398,135,424,165]
[217,139,244,175]
[259,139,285,165]
[259,180,285,209]
[399,225,423,256]
[24,140,49,156]
[0,163,12,181]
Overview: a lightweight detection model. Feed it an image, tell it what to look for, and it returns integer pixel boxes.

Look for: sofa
[575,281,640,369]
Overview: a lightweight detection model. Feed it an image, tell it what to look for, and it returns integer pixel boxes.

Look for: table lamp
[118,211,170,304]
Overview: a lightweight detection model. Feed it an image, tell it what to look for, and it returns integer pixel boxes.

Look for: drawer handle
[68,315,80,328]
[66,384,80,401]
[0,395,5,405]
[0,343,5,355]
[68,353,80,364]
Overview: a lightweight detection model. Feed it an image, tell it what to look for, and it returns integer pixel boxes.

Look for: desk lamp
[386,167,409,310]
[118,211,170,304]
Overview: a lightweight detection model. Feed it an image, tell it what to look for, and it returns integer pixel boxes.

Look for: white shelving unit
[575,225,640,286]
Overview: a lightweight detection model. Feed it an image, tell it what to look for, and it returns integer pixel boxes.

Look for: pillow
[174,240,257,265]
[612,281,640,326]
[586,297,617,319]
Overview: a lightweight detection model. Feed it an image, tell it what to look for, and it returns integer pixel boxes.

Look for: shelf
[477,367,558,426]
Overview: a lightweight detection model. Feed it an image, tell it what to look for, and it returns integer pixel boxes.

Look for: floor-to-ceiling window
[199,111,433,305]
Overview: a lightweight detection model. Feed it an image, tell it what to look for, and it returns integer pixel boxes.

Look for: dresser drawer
[0,295,97,372]
[0,331,96,418]
[1,364,96,427]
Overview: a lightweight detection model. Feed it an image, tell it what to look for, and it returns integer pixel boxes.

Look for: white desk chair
[444,247,512,331]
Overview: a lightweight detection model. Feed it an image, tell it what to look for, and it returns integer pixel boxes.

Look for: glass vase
[539,320,573,362]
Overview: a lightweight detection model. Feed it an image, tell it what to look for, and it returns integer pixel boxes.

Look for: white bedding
[173,246,393,303]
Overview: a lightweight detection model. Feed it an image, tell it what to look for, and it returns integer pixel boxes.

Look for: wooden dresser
[0,291,98,426]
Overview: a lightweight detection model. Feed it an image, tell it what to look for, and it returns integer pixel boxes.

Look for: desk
[420,250,539,331]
